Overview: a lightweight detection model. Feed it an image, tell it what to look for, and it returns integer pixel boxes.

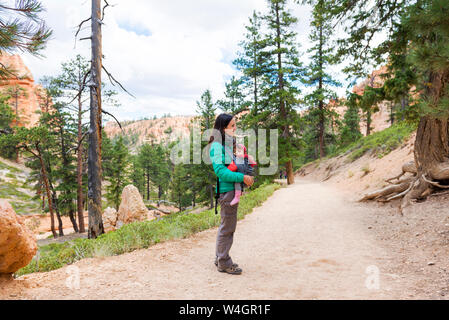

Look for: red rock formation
[0,53,49,128]
[0,199,37,274]
[326,66,391,136]
[352,66,389,96]
[104,116,198,149]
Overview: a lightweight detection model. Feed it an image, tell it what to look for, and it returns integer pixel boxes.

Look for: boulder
[117,185,149,225]
[102,207,118,233]
[0,200,37,274]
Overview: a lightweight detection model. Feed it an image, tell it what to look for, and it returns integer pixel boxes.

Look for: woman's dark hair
[208,113,236,152]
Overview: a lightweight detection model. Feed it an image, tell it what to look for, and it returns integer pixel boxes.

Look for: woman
[209,113,254,275]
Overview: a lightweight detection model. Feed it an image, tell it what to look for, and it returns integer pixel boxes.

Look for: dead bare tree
[75,0,130,238]
[87,0,104,239]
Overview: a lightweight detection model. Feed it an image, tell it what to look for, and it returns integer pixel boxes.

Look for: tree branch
[102,109,124,132]
[102,65,135,98]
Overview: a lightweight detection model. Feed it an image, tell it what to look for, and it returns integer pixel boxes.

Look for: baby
[227,143,257,206]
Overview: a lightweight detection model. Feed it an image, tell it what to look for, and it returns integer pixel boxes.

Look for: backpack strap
[215,176,220,215]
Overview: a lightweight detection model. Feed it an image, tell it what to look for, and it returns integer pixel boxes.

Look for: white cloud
[19,0,353,121]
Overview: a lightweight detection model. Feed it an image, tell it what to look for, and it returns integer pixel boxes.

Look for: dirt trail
[1,179,414,300]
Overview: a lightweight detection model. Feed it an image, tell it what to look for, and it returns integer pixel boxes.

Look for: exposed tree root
[429,161,449,180]
[385,161,417,183]
[360,160,449,215]
[422,174,449,189]
[386,182,414,201]
[359,178,413,202]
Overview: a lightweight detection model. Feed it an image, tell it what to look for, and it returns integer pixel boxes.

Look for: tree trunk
[275,2,294,185]
[318,22,325,159]
[401,96,408,121]
[77,93,86,233]
[37,150,57,238]
[414,71,449,182]
[359,72,449,212]
[52,193,64,237]
[69,209,79,233]
[87,0,104,239]
[146,172,150,201]
[366,109,372,136]
[414,115,449,181]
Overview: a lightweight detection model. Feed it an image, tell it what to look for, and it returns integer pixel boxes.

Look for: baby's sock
[230,190,242,206]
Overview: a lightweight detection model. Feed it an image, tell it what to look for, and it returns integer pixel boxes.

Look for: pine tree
[216,76,249,115]
[129,154,145,196]
[359,85,383,136]
[0,95,16,158]
[260,0,304,185]
[339,93,362,147]
[303,0,341,158]
[195,90,218,208]
[196,90,216,129]
[103,136,130,210]
[40,103,80,233]
[0,126,59,237]
[233,10,268,126]
[53,55,91,233]
[135,142,171,203]
[0,0,51,77]
[5,85,27,124]
[170,163,192,211]
[137,143,154,201]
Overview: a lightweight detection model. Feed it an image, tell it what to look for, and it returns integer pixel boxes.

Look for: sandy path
[2,179,409,300]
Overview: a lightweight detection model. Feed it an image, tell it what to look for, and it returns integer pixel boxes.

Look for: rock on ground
[0,199,37,274]
[117,185,150,225]
[102,207,118,233]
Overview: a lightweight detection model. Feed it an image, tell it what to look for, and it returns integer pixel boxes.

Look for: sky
[21,0,353,122]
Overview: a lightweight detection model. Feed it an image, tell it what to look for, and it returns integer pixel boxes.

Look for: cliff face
[104,116,199,151]
[352,66,388,96]
[330,66,391,136]
[0,53,48,128]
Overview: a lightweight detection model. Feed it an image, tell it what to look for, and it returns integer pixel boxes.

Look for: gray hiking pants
[216,190,239,269]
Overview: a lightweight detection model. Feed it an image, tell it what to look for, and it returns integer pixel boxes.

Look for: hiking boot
[215,257,238,268]
[217,264,243,275]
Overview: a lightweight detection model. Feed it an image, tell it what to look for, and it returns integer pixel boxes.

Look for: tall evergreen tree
[216,76,248,115]
[53,55,91,233]
[339,93,362,147]
[359,85,383,136]
[0,96,16,159]
[260,0,304,185]
[196,90,216,130]
[303,0,340,158]
[0,126,59,237]
[129,154,145,196]
[170,163,192,211]
[233,10,268,126]
[195,90,218,208]
[103,136,130,210]
[39,103,80,233]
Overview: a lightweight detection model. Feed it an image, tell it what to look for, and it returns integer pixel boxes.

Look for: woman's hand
[243,175,254,187]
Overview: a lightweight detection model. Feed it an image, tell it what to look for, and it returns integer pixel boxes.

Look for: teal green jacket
[210,141,244,194]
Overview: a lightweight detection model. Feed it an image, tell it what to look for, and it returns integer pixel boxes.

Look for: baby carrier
[214,145,237,215]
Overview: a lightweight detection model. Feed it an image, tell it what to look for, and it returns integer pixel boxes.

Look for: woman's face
[224,118,236,137]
